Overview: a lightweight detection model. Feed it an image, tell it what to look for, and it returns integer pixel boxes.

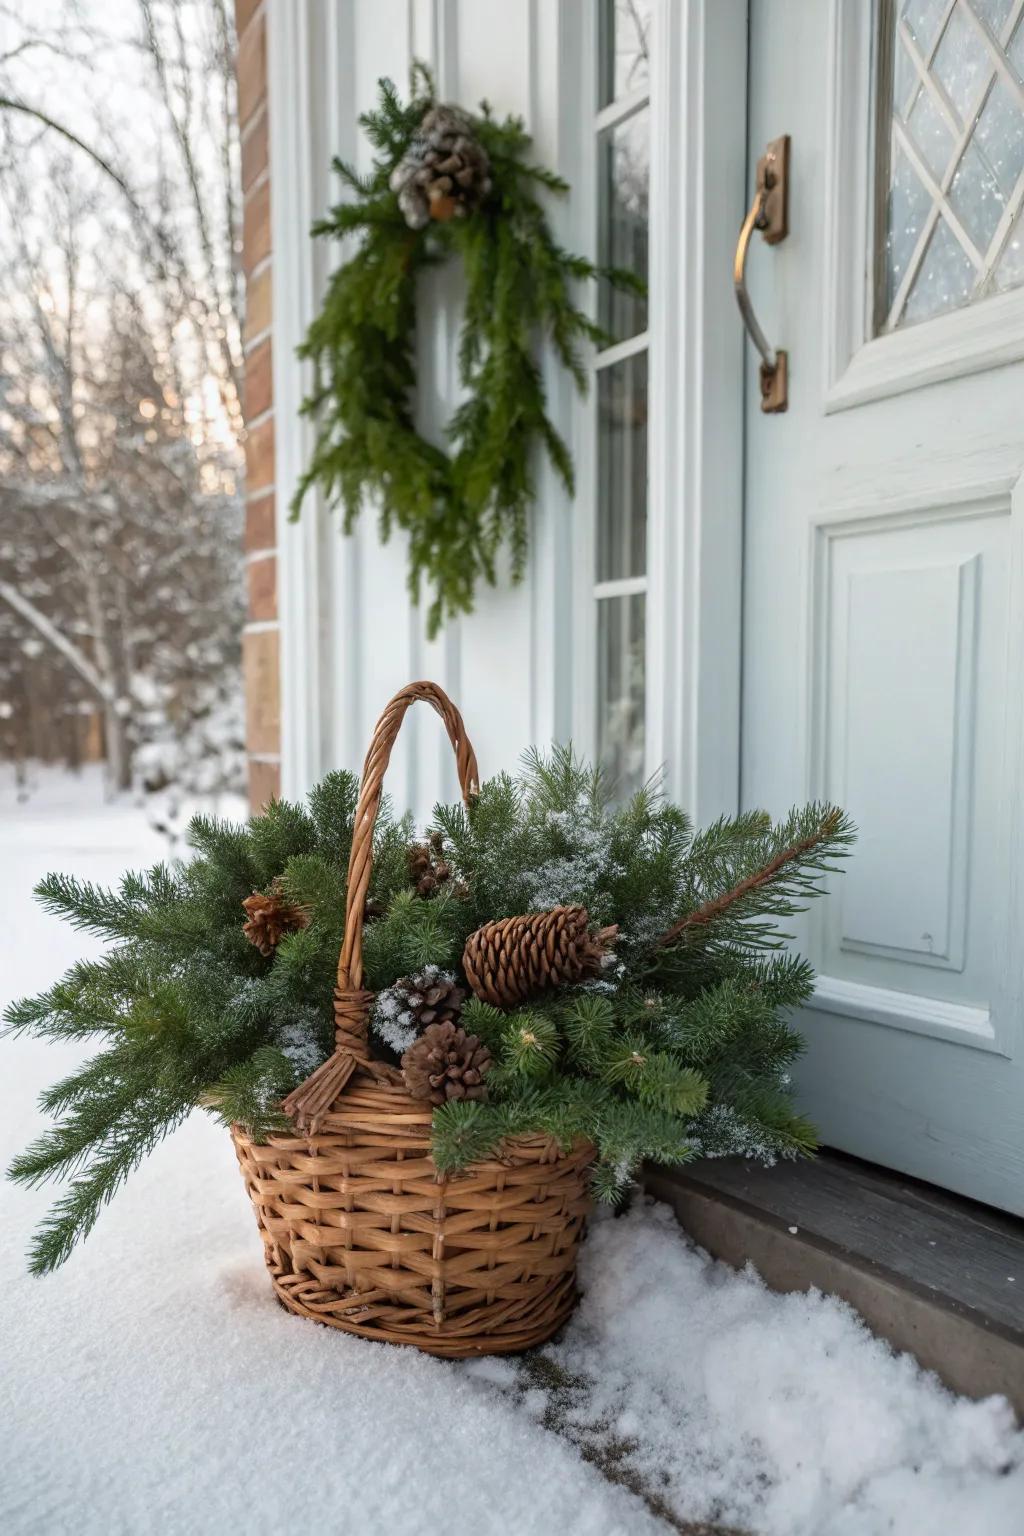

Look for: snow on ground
[2,774,1023,1536]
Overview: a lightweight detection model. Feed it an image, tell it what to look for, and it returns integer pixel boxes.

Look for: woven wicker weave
[232,681,595,1357]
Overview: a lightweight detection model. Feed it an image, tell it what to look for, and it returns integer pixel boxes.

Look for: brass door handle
[734,134,789,413]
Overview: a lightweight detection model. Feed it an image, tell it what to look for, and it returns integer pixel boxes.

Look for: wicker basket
[231,681,595,1357]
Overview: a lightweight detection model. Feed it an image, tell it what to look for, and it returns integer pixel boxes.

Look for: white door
[742,0,1024,1213]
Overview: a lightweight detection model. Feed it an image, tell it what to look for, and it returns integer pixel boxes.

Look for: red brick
[244,415,274,493]
[245,491,275,551]
[241,107,268,193]
[244,262,272,343]
[248,756,280,810]
[243,177,271,273]
[243,628,280,755]
[244,337,272,422]
[247,554,277,621]
[236,9,266,130]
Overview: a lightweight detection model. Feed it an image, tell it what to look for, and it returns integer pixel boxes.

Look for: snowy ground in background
[2,776,1024,1536]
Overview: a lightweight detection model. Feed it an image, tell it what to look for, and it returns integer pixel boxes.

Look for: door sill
[645,1150,1024,1414]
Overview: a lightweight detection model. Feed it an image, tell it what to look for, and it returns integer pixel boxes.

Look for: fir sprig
[290,70,643,634]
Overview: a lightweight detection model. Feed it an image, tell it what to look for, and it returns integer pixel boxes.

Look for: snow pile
[2,780,1023,1535]
[530,1201,1024,1534]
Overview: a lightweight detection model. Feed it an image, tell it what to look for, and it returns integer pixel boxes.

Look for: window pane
[597,594,646,797]
[596,355,647,582]
[598,107,649,340]
[599,0,652,107]
[880,0,1024,330]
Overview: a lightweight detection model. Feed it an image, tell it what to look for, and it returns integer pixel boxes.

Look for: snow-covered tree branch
[0,0,245,797]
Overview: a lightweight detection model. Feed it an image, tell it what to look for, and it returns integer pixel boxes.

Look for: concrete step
[646,1151,1024,1414]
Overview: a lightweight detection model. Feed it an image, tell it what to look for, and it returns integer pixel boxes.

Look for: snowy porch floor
[3,772,1024,1536]
[648,1151,1024,1415]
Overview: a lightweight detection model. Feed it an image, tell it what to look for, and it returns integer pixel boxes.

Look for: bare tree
[0,0,245,795]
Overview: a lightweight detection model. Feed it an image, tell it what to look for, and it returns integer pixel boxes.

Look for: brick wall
[235,0,281,809]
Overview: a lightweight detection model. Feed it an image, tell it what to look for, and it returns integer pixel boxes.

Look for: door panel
[743,0,1024,1212]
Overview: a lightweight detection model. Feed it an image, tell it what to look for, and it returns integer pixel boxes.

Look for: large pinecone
[241,882,309,956]
[389,104,492,229]
[463,905,618,1010]
[402,1021,492,1105]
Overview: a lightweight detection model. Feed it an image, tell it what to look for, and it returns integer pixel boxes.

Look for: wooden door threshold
[645,1151,1024,1414]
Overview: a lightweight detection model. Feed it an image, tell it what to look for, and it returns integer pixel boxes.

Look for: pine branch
[656,805,854,949]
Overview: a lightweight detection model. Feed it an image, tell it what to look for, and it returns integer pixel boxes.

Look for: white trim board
[644,0,748,822]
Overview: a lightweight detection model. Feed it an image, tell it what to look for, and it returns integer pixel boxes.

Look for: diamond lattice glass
[881,0,1024,329]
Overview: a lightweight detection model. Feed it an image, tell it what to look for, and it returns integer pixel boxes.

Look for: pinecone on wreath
[389,103,492,228]
[241,881,310,956]
[463,905,618,1010]
[401,1021,492,1105]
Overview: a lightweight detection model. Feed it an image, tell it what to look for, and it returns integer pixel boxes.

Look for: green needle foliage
[6,749,853,1273]
[290,66,643,635]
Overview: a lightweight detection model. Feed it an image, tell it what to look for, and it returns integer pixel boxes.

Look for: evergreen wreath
[5,748,852,1274]
[290,66,643,636]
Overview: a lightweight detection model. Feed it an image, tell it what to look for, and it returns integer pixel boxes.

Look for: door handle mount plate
[735,134,790,413]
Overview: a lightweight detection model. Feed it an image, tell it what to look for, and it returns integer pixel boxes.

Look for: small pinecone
[241,881,310,956]
[407,831,453,897]
[395,968,466,1030]
[402,1021,492,1105]
[389,103,492,229]
[463,905,618,1010]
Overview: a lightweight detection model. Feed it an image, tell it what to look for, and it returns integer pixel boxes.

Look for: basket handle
[338,680,479,992]
[282,681,479,1131]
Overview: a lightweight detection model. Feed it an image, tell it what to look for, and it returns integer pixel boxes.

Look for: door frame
[642,0,748,824]
[568,0,749,823]
[266,0,750,821]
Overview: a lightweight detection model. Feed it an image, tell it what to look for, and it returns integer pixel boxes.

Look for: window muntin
[593,0,651,797]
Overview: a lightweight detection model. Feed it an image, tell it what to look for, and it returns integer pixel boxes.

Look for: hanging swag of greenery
[290,67,643,635]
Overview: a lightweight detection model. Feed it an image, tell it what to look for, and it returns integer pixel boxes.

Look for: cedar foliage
[291,67,643,635]
[5,754,852,1273]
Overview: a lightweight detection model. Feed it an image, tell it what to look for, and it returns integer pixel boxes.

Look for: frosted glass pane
[950,139,1008,250]
[907,88,955,178]
[886,142,933,308]
[932,4,990,119]
[894,30,918,115]
[974,77,1024,197]
[598,108,649,341]
[974,0,1016,29]
[596,357,648,583]
[902,0,950,52]
[596,594,645,798]
[902,217,976,322]
[1010,15,1024,73]
[599,0,651,107]
[881,0,1024,330]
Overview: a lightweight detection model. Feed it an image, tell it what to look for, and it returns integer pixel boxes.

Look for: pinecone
[394,968,466,1030]
[463,905,618,1010]
[241,882,310,956]
[389,104,492,229]
[407,831,452,897]
[401,1021,492,1105]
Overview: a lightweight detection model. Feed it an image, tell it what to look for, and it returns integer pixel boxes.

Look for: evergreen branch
[656,805,854,949]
